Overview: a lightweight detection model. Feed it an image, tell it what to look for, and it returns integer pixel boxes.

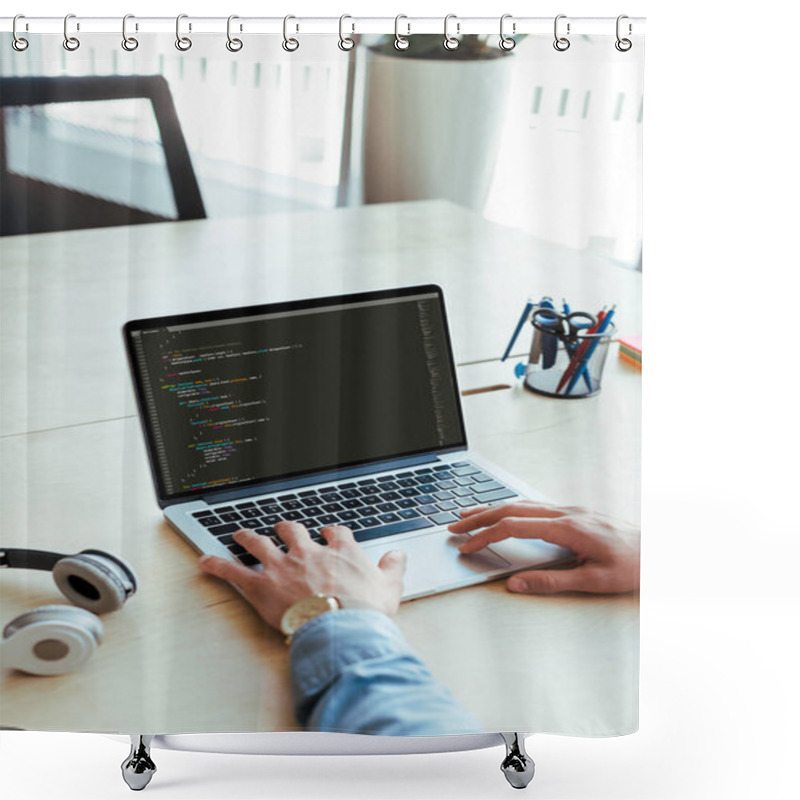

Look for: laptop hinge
[201,453,443,506]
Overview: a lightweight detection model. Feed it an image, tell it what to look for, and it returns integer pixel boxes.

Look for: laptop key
[452,465,480,476]
[377,502,397,513]
[354,517,434,543]
[417,494,435,504]
[474,487,518,504]
[397,498,416,509]
[208,522,239,537]
[418,483,437,493]
[455,477,475,486]
[429,512,458,525]
[338,510,359,521]
[453,461,469,467]
[359,506,378,517]
[438,501,458,511]
[346,520,362,531]
[342,498,363,509]
[360,516,380,528]
[435,480,456,490]
[341,489,361,499]
[361,485,380,495]
[455,497,478,507]
[215,506,235,514]
[322,502,344,513]
[399,487,420,498]
[379,491,401,502]
[398,509,421,519]
[397,478,416,488]
[472,473,494,483]
[281,510,304,521]
[197,516,221,527]
[240,508,262,519]
[235,501,257,509]
[261,514,281,525]
[418,504,438,515]
[474,481,505,494]
[377,475,396,483]
[433,464,451,472]
[237,553,261,567]
[379,513,401,523]
[258,502,281,514]
[339,482,357,490]
[193,510,214,518]
[241,519,262,529]
[319,514,339,525]
[356,478,376,485]
[219,512,243,523]
[453,487,472,497]
[283,500,303,511]
[433,491,454,501]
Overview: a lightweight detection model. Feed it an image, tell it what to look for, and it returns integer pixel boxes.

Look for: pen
[564,306,616,395]
[556,310,603,394]
[502,298,534,362]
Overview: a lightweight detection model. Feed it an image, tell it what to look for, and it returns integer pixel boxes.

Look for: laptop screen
[124,286,467,504]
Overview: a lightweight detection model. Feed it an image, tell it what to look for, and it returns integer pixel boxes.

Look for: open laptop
[124,285,572,600]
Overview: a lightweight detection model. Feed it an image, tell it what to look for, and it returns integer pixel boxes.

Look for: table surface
[0,200,641,735]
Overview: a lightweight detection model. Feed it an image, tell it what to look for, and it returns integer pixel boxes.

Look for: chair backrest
[1,75,206,236]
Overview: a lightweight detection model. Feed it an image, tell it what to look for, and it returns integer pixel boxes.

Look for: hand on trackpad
[362,532,512,599]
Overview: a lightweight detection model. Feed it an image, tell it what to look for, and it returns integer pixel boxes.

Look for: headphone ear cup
[1,605,103,676]
[52,554,128,614]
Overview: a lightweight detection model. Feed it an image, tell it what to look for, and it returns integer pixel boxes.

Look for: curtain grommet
[175,14,192,51]
[63,13,80,51]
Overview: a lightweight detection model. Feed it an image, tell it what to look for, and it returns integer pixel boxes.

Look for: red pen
[556,309,605,394]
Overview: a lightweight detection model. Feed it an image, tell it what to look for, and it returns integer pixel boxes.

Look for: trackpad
[362,532,512,599]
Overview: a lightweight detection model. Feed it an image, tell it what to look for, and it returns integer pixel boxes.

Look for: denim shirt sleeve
[289,609,483,735]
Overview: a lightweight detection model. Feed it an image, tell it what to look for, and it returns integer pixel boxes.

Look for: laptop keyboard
[191,462,518,567]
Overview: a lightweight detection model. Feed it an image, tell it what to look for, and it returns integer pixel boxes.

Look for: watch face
[281,595,338,636]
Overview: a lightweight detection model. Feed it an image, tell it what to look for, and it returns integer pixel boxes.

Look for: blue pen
[565,306,616,395]
[501,298,534,362]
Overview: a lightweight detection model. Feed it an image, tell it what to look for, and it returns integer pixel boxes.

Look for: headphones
[1,548,138,676]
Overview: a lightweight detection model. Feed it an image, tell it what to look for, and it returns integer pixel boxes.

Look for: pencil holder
[523,322,616,399]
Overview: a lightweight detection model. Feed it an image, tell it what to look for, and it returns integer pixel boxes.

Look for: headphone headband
[0,548,64,571]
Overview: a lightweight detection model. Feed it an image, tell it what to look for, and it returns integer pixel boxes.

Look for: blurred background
[1,32,642,267]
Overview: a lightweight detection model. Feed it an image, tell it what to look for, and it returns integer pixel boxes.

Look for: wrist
[279,594,383,643]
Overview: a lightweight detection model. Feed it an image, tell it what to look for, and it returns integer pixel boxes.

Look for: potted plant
[361,34,525,213]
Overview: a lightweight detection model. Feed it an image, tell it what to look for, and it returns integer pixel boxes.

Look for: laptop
[124,285,572,600]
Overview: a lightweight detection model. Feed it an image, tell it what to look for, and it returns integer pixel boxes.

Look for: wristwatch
[279,594,378,644]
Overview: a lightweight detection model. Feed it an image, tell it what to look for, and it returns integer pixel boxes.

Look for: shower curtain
[0,17,644,741]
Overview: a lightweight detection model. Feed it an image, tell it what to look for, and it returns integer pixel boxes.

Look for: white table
[0,200,640,735]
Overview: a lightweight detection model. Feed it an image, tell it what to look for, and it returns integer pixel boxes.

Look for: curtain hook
[176,13,192,51]
[499,14,515,51]
[338,14,355,51]
[443,14,459,51]
[553,14,570,51]
[12,14,29,52]
[122,14,139,51]
[226,15,243,51]
[63,13,80,51]
[283,15,299,52]
[394,14,410,51]
[615,15,632,51]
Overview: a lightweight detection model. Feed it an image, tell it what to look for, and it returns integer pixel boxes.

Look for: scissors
[532,308,596,353]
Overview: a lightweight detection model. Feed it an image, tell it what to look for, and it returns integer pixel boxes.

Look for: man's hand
[197,522,407,630]
[448,501,640,595]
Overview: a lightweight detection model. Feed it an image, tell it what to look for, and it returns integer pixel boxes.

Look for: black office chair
[0,75,206,236]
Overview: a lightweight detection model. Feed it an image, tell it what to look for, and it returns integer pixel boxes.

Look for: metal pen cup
[524,317,616,399]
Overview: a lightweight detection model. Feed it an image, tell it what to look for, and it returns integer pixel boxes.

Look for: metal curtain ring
[226,15,243,51]
[338,14,355,51]
[443,14,459,51]
[283,15,299,52]
[499,14,515,51]
[122,14,139,51]
[615,14,632,51]
[175,13,192,51]
[553,14,570,51]
[63,13,80,51]
[394,14,410,51]
[12,14,29,52]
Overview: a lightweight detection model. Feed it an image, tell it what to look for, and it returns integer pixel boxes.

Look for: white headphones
[1,548,138,676]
